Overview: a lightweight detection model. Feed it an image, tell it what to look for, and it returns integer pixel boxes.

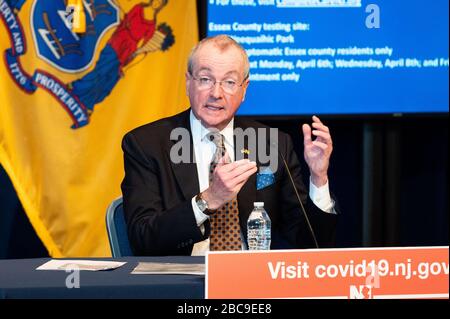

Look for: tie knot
[207,132,224,148]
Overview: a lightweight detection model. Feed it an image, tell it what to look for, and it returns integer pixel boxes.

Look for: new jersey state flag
[0,0,198,257]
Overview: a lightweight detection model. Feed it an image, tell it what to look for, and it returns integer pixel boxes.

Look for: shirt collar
[190,109,234,148]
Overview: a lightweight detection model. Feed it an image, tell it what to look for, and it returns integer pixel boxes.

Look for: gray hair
[187,35,250,80]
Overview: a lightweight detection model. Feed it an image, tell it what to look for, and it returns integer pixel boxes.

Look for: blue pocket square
[256,168,275,190]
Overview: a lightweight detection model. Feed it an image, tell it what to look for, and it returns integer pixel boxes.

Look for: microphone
[268,139,319,249]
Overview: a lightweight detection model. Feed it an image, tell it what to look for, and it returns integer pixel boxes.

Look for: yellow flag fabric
[0,0,198,257]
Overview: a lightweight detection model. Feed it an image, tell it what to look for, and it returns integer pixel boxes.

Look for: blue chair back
[106,197,133,257]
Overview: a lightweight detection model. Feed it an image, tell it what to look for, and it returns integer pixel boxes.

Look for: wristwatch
[195,192,214,215]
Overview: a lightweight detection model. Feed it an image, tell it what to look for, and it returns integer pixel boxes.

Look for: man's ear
[241,79,250,102]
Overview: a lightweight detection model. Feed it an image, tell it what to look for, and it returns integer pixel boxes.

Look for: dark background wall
[260,116,448,249]
[0,1,448,258]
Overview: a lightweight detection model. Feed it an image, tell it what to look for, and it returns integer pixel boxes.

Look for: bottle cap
[254,202,264,207]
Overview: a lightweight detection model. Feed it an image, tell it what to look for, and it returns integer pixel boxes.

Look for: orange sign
[206,246,449,299]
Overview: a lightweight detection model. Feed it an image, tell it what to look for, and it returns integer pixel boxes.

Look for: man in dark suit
[121,35,337,256]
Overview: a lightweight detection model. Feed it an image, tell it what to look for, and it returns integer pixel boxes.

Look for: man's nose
[210,81,224,99]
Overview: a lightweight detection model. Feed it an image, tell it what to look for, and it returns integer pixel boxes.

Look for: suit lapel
[171,161,199,200]
[168,109,200,200]
[234,117,257,226]
[168,112,258,218]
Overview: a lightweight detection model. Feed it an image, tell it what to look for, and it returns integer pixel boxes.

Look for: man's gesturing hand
[202,156,257,210]
[302,115,333,187]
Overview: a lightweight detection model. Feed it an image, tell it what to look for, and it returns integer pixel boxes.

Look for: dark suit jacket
[121,109,337,256]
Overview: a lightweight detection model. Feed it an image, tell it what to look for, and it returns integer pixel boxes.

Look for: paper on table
[132,262,205,275]
[36,259,126,271]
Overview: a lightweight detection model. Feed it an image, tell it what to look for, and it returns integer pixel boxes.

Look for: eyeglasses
[190,75,246,94]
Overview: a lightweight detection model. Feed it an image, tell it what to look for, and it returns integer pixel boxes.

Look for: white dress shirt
[189,110,335,255]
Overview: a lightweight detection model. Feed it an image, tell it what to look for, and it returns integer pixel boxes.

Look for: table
[0,256,204,299]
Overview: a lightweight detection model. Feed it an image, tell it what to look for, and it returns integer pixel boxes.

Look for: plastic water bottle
[247,202,271,250]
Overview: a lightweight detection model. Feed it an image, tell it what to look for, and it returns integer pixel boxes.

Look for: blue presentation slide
[207,0,449,115]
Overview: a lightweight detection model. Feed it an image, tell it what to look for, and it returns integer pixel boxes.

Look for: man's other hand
[302,115,333,187]
[203,157,257,210]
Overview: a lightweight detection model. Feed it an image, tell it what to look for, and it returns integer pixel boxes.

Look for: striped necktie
[207,132,242,251]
